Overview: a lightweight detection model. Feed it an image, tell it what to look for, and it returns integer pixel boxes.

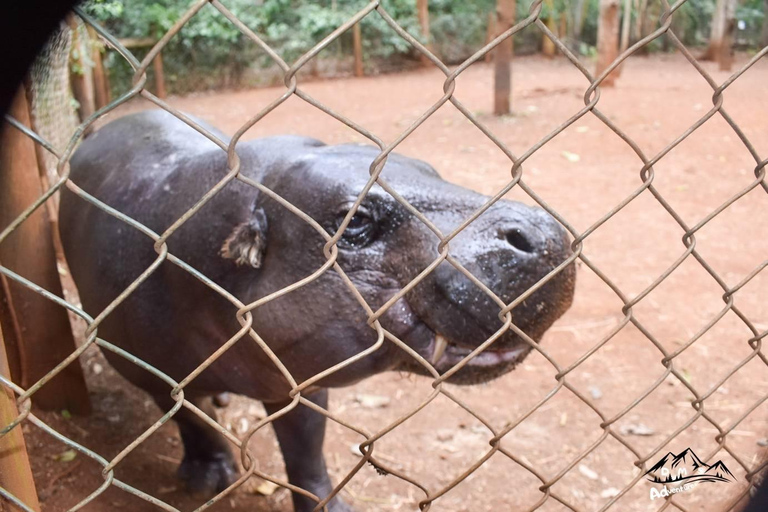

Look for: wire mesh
[1,0,768,511]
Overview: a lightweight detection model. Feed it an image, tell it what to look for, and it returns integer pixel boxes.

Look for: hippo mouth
[425,332,533,373]
[362,277,556,384]
[377,289,535,375]
[394,322,536,385]
[427,333,532,369]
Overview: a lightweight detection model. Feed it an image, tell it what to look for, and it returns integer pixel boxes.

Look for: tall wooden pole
[596,0,621,87]
[493,0,515,116]
[0,88,90,415]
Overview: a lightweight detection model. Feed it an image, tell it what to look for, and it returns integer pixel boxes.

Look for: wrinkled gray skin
[59,110,575,512]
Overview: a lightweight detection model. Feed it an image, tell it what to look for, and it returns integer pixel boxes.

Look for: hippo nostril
[505,228,535,254]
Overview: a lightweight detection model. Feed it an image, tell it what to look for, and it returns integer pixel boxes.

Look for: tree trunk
[542,0,556,57]
[718,0,737,71]
[705,0,727,61]
[573,0,587,41]
[633,0,640,42]
[596,0,621,86]
[634,0,649,53]
[559,10,567,42]
[615,0,632,76]
[493,0,515,115]
[620,0,632,52]
[763,0,768,48]
[485,11,496,63]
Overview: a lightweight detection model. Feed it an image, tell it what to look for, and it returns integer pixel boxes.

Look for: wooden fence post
[0,88,90,415]
[0,321,40,512]
[352,23,364,77]
[493,0,515,116]
[152,53,167,99]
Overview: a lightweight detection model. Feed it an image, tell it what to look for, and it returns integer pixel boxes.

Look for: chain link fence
[2,0,768,511]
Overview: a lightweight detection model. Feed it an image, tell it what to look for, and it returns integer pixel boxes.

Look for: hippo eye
[335,206,376,248]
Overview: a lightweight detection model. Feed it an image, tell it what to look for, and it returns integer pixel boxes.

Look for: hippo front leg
[154,394,238,497]
[264,389,353,512]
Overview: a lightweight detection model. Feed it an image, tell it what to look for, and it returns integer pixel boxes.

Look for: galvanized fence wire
[1,0,767,510]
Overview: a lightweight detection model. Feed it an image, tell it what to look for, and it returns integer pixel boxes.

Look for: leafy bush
[82,0,768,95]
[84,0,426,94]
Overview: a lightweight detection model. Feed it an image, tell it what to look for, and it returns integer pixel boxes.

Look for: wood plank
[0,88,90,415]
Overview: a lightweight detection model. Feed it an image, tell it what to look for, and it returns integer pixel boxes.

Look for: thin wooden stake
[153,53,167,99]
[352,23,364,77]
[493,0,515,115]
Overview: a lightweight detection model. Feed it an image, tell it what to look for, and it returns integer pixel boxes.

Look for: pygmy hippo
[59,110,575,512]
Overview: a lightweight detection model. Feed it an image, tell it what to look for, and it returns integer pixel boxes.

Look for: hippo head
[224,142,575,387]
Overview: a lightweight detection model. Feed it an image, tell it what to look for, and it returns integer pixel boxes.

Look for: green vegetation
[81,0,767,95]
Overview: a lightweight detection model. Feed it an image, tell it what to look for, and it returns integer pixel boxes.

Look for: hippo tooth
[432,334,448,365]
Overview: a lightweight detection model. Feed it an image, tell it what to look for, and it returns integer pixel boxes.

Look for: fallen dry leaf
[254,480,280,496]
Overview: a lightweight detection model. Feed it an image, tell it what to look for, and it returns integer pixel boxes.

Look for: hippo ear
[220,208,268,268]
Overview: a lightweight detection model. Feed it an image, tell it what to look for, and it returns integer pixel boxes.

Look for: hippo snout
[402,201,576,384]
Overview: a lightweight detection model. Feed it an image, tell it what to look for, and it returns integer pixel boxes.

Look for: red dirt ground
[24,53,768,512]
